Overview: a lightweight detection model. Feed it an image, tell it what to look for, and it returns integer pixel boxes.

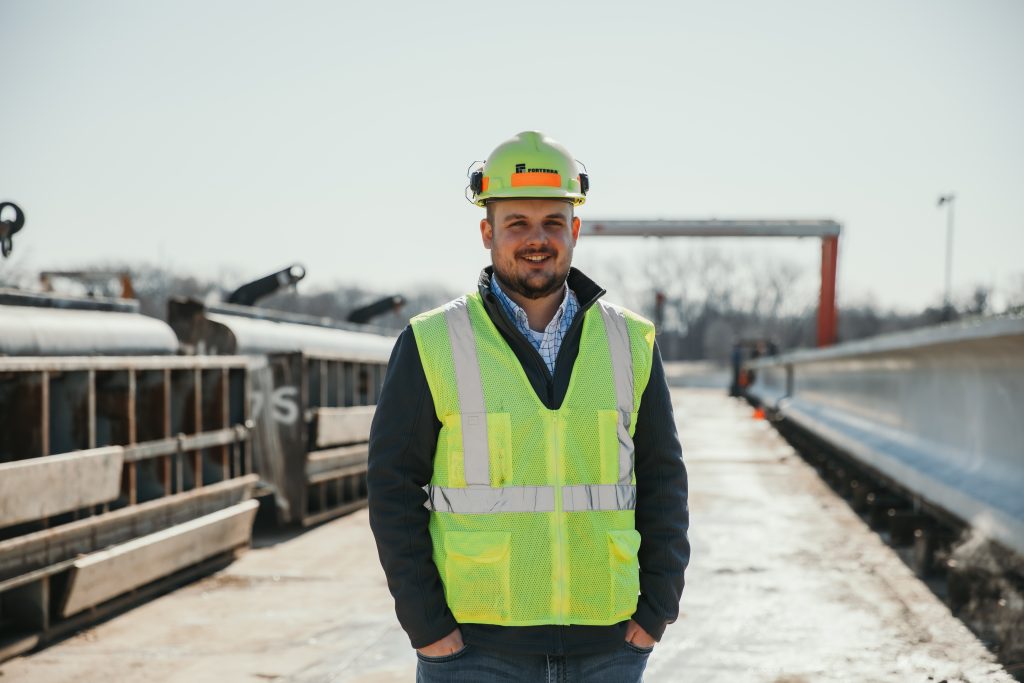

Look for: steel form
[0,290,395,659]
[248,351,388,526]
[169,298,394,526]
[0,353,255,658]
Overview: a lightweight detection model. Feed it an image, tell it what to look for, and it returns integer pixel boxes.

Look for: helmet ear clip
[469,170,484,195]
[579,173,589,196]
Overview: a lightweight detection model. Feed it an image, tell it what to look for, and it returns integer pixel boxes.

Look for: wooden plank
[0,447,123,527]
[61,499,258,617]
[0,475,257,582]
[304,444,368,479]
[312,406,375,448]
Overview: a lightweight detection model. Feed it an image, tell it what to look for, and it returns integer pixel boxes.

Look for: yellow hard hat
[468,131,589,207]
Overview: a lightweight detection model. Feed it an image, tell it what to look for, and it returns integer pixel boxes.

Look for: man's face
[480,198,582,300]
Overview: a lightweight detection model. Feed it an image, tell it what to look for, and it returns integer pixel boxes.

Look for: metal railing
[745,315,1024,557]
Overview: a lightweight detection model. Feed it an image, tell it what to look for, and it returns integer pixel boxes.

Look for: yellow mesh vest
[410,292,655,626]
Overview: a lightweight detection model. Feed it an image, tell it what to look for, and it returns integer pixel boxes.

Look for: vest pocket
[607,529,642,618]
[443,531,512,622]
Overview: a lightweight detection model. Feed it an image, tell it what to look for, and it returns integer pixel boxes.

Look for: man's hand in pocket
[417,628,464,657]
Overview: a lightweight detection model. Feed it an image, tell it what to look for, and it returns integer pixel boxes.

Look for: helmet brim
[474,186,586,208]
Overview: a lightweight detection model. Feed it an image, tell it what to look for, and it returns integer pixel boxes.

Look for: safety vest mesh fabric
[410,292,655,626]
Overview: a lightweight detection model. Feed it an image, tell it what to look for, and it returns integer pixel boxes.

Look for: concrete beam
[312,406,375,449]
[0,447,123,527]
[61,499,258,617]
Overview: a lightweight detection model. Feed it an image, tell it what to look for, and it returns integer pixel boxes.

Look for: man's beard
[493,249,568,300]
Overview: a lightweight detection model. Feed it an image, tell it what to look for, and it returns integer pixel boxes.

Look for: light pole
[937,193,955,314]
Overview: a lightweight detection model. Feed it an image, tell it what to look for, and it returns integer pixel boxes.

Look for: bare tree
[593,244,817,360]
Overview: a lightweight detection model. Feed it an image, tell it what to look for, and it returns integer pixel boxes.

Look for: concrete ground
[1,388,1013,682]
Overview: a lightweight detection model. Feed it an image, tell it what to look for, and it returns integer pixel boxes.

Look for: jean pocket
[623,640,654,655]
[416,644,469,663]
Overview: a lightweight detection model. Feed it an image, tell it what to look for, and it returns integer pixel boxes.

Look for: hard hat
[468,131,589,207]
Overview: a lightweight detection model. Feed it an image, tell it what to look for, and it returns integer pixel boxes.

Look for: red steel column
[817,236,839,347]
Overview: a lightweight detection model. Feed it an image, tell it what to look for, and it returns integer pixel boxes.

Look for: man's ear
[571,215,581,244]
[481,218,494,248]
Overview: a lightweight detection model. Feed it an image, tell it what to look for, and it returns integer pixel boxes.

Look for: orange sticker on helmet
[510,172,562,188]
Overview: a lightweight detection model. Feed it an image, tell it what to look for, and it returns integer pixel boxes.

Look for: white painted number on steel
[250,386,300,425]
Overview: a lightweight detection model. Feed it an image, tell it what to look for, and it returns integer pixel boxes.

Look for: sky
[1,0,1022,314]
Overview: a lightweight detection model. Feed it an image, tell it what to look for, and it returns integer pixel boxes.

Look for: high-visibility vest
[410,292,655,626]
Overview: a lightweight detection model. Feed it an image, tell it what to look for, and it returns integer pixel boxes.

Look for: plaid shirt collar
[490,275,579,374]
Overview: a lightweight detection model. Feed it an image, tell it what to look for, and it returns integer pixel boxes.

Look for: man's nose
[523,221,549,245]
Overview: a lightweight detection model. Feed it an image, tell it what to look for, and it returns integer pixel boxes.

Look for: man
[368,131,690,682]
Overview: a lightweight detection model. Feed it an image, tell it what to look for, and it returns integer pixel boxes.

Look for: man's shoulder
[594,299,655,330]
[409,294,474,325]
[408,293,493,346]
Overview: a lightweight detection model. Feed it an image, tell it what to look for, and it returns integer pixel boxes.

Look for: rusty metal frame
[580,218,843,347]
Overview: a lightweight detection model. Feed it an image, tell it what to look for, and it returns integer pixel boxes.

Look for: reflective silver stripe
[444,299,490,486]
[422,484,556,513]
[423,484,635,513]
[598,301,635,485]
[562,484,637,511]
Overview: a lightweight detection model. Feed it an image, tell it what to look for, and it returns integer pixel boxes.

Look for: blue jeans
[415,641,653,682]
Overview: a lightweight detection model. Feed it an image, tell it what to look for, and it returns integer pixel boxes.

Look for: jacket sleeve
[631,339,691,641]
[367,325,459,648]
